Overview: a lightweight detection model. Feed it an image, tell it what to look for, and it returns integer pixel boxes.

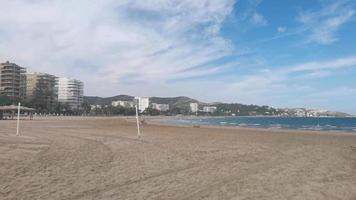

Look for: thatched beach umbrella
[0,105,35,120]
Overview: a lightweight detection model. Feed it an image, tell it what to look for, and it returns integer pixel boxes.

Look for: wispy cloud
[251,12,268,26]
[0,0,235,96]
[277,26,287,33]
[227,55,356,107]
[250,1,355,46]
[0,0,355,114]
[234,56,356,90]
[297,1,355,44]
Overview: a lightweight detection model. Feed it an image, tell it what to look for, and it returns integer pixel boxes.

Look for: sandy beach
[1,117,356,200]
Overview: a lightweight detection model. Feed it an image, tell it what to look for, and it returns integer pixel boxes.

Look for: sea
[164,116,356,133]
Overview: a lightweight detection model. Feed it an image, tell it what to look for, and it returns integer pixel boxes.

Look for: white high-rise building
[190,103,198,113]
[57,77,84,109]
[135,97,149,113]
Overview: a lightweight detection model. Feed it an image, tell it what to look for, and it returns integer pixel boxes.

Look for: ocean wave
[165,117,356,133]
[325,124,337,128]
[269,124,282,129]
[306,126,323,131]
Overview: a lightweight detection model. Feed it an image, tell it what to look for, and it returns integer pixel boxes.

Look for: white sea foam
[169,117,356,133]
[308,126,323,131]
[269,124,282,129]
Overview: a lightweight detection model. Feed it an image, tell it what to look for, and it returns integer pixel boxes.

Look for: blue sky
[0,0,356,114]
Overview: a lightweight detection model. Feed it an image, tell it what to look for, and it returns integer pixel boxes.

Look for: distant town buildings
[57,77,84,109]
[26,73,58,109]
[111,100,134,108]
[190,103,198,113]
[203,106,217,113]
[90,105,102,110]
[151,103,169,111]
[135,97,149,112]
[278,108,330,117]
[0,61,26,100]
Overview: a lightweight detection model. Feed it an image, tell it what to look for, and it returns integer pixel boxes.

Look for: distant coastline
[84,94,352,117]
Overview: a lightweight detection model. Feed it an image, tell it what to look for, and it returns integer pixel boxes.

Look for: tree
[0,95,13,106]
[27,77,57,113]
[143,108,161,116]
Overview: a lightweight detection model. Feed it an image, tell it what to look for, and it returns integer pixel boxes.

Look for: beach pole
[135,104,141,138]
[16,102,21,136]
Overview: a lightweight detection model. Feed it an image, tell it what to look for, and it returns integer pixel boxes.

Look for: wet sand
[1,117,356,200]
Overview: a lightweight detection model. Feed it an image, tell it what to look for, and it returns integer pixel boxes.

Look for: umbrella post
[16,102,21,136]
[135,104,141,138]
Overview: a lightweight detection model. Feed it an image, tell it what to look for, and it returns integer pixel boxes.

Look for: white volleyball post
[16,102,21,136]
[135,103,141,138]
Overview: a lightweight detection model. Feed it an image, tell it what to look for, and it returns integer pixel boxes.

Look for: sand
[1,117,356,200]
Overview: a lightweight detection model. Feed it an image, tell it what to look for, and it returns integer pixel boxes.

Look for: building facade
[0,61,26,100]
[111,100,134,108]
[57,77,84,109]
[26,73,58,110]
[151,103,169,111]
[135,97,149,112]
[190,103,198,113]
[203,106,217,113]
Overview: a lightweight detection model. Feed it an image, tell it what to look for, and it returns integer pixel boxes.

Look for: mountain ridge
[84,95,352,117]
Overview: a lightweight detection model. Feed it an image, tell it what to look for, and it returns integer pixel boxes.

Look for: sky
[0,0,356,114]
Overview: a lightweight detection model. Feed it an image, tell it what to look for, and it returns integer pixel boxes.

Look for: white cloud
[251,12,268,26]
[226,55,356,107]
[0,0,235,96]
[297,1,355,44]
[289,56,356,72]
[277,26,287,33]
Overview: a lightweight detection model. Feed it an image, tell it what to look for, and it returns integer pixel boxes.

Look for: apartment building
[57,77,84,109]
[26,72,58,110]
[0,61,26,100]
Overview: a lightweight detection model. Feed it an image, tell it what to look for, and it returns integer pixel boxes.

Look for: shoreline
[141,116,356,136]
[146,121,356,136]
[4,115,354,135]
